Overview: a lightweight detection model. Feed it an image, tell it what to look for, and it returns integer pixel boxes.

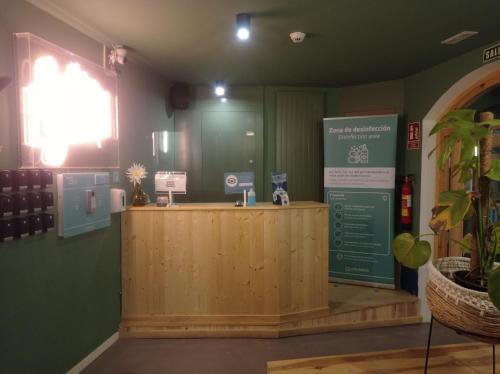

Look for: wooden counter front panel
[122,207,328,320]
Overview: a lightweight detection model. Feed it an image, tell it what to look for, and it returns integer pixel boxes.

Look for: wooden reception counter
[120,201,329,338]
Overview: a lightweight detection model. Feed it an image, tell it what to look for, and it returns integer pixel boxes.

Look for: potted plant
[393,109,500,338]
[126,163,149,206]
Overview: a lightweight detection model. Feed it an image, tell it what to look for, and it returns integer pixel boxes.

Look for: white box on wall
[110,188,126,213]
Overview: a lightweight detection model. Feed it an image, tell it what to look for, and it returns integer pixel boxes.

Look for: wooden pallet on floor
[120,283,421,338]
[267,343,496,373]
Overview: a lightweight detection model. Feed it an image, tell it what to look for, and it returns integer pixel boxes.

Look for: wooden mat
[267,343,497,373]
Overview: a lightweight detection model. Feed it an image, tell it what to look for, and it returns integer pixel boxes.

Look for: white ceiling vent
[290,31,306,43]
[441,31,478,45]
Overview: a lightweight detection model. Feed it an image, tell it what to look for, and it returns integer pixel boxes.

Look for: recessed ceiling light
[214,80,225,96]
[236,13,251,41]
[441,31,478,45]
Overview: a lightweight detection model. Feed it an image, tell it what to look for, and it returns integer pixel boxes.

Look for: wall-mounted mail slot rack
[0,169,55,242]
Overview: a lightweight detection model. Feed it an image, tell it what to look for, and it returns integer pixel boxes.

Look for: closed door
[201,111,257,201]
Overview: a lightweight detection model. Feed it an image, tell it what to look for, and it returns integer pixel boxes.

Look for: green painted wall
[275,91,325,201]
[336,80,405,116]
[263,87,338,199]
[0,2,171,373]
[173,84,406,203]
[173,86,264,201]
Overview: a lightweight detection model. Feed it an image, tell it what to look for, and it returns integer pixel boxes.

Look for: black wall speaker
[169,83,191,110]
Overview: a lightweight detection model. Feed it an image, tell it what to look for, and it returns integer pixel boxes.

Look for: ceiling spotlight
[221,97,227,103]
[236,13,251,41]
[214,80,225,96]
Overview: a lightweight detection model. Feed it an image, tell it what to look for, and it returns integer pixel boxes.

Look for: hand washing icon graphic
[347,144,369,164]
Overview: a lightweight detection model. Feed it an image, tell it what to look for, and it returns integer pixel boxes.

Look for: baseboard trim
[66,332,119,374]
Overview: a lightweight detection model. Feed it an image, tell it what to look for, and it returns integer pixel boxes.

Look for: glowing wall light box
[15,33,119,168]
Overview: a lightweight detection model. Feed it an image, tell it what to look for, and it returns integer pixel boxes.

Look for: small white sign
[324,167,395,189]
[155,171,187,194]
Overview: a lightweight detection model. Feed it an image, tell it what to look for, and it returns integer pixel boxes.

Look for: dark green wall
[173,86,264,201]
[173,83,406,203]
[336,80,405,115]
[0,2,171,373]
[263,87,338,200]
[275,91,325,201]
[172,86,341,202]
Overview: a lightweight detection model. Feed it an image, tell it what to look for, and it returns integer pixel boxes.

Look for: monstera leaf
[429,190,472,233]
[429,109,476,136]
[488,268,500,312]
[490,224,500,255]
[429,109,490,183]
[393,233,432,269]
[486,159,500,181]
[456,233,473,253]
[479,118,500,129]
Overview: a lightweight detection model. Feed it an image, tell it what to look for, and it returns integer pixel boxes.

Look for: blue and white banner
[323,115,398,288]
[224,172,255,194]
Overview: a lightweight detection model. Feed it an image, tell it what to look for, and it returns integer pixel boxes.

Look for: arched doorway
[418,60,500,321]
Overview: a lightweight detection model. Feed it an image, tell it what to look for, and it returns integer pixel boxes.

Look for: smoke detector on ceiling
[290,31,306,43]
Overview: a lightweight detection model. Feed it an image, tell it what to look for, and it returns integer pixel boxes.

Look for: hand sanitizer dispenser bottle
[248,188,256,207]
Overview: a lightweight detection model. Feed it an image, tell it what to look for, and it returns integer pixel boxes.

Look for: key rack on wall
[0,169,55,242]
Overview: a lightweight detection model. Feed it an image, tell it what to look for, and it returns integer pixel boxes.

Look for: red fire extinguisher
[401,176,412,227]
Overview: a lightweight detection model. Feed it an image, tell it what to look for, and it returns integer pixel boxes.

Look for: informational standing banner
[323,114,398,288]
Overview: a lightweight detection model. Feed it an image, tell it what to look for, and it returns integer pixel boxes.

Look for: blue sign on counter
[224,172,254,194]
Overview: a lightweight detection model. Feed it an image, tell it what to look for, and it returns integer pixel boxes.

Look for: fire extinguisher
[401,176,412,228]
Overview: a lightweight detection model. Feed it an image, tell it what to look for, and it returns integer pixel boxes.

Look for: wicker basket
[426,257,500,338]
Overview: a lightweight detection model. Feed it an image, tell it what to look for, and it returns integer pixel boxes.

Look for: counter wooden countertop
[121,200,330,337]
[127,201,329,211]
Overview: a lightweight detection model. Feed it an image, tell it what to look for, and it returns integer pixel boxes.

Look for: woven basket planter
[426,257,500,338]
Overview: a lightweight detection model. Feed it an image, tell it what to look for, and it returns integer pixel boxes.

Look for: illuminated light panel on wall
[22,56,114,167]
[152,131,168,156]
[162,131,168,153]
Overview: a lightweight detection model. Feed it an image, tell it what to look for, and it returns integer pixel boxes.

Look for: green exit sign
[483,43,500,63]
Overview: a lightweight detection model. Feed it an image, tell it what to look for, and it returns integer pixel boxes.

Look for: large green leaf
[456,233,473,253]
[430,109,476,135]
[451,159,475,183]
[437,133,459,169]
[488,268,500,312]
[470,125,489,141]
[430,110,489,181]
[493,224,500,255]
[479,119,500,129]
[393,233,432,269]
[429,190,472,233]
[486,159,500,181]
